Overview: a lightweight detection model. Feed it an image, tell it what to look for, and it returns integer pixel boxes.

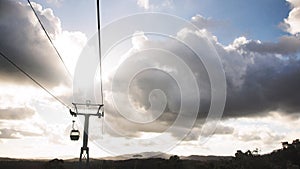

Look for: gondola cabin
[70,120,80,141]
[70,129,80,141]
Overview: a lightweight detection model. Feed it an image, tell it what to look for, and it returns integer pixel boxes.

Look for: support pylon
[71,102,104,169]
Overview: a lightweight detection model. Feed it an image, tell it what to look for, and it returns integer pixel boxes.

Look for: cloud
[234,125,285,144]
[136,0,173,10]
[191,15,223,30]
[0,0,86,89]
[131,31,148,50]
[0,110,70,143]
[2,0,299,146]
[178,122,234,141]
[0,107,35,120]
[100,13,300,142]
[54,30,87,74]
[228,35,300,55]
[202,123,234,137]
[0,128,41,139]
[280,0,300,35]
[223,36,300,117]
[45,0,63,7]
[31,2,62,37]
[125,29,300,119]
[137,0,149,10]
[95,104,171,138]
[0,0,64,87]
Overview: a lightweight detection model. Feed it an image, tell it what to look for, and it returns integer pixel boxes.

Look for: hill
[0,139,299,169]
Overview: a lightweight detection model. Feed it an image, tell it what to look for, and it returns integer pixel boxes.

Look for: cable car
[70,130,80,141]
[70,120,80,141]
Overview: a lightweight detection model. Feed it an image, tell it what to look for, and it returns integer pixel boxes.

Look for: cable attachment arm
[97,104,104,118]
[70,109,77,117]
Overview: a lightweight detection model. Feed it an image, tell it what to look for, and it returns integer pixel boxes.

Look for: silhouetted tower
[70,0,104,168]
[70,101,104,168]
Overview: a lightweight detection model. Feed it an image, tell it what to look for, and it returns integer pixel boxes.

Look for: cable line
[27,0,72,79]
[97,0,104,105]
[0,51,71,109]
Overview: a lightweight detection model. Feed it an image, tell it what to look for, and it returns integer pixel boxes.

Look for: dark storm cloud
[0,0,70,88]
[102,35,212,139]
[94,102,171,138]
[102,23,300,140]
[175,123,234,141]
[97,24,300,146]
[111,30,300,122]
[0,107,35,120]
[223,37,300,117]
[238,35,300,55]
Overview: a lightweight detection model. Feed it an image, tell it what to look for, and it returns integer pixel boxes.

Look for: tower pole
[79,114,90,168]
[71,102,103,169]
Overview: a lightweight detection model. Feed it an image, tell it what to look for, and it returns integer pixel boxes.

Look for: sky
[0,0,300,159]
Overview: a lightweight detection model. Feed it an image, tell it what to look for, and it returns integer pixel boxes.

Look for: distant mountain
[0,157,48,161]
[100,151,171,160]
[1,143,300,169]
[99,152,233,161]
[181,155,233,161]
[0,152,232,162]
[0,157,17,161]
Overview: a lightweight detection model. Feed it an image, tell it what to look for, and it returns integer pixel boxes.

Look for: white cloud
[137,0,150,10]
[136,0,174,10]
[54,30,87,75]
[131,31,148,50]
[30,2,62,38]
[183,112,298,155]
[224,36,250,51]
[280,0,300,35]
[191,15,220,30]
[46,0,63,7]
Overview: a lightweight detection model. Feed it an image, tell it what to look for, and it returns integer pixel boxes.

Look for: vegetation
[0,139,300,169]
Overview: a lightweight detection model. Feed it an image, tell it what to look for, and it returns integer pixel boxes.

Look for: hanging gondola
[70,120,80,141]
